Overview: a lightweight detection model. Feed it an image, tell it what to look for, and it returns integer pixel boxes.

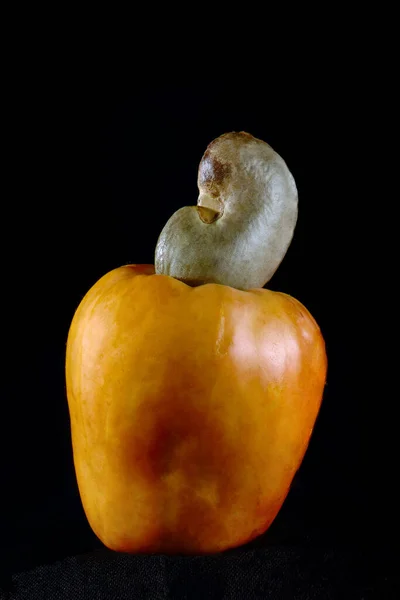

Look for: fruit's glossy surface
[66,264,327,554]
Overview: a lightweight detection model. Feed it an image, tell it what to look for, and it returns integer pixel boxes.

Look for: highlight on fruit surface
[155,131,298,290]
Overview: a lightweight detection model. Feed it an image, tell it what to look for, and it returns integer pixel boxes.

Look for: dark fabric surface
[4,544,399,599]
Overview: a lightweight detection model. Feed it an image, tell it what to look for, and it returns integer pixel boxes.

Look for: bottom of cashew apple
[66,264,327,554]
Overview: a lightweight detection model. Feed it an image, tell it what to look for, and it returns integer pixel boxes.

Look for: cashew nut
[155,131,298,290]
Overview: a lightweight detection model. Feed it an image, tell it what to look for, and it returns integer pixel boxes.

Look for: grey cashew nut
[155,131,298,290]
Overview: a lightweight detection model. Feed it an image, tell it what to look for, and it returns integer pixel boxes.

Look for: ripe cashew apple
[66,132,327,554]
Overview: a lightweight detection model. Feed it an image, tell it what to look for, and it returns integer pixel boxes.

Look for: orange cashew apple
[66,132,327,554]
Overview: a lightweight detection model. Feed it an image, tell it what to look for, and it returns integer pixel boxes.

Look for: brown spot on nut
[224,131,254,143]
[198,154,231,197]
[205,131,254,150]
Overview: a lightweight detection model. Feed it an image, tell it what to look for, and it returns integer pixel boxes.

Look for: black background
[3,79,397,596]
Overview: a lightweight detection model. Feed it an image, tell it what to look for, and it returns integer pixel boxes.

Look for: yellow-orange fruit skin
[66,264,327,554]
